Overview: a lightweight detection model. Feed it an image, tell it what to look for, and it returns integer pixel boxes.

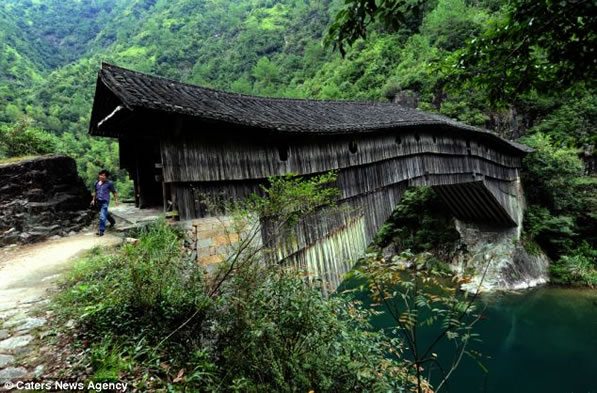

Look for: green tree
[521,133,597,259]
[352,250,485,393]
[530,90,597,148]
[4,103,23,122]
[456,0,596,104]
[252,57,281,95]
[375,187,460,258]
[326,0,596,105]
[421,0,488,51]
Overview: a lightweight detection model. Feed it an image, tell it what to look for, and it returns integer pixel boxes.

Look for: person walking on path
[90,169,119,236]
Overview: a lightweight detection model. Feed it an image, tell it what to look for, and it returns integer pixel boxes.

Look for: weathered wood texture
[163,130,521,223]
[160,131,522,183]
[285,216,369,291]
[263,181,408,262]
[432,181,515,226]
[115,120,529,290]
[484,177,524,226]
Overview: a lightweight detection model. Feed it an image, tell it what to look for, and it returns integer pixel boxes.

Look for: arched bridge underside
[89,63,531,290]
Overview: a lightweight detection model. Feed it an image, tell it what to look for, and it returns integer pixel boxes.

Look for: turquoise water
[344,282,597,392]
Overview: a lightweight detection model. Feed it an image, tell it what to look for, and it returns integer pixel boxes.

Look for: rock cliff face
[0,155,94,246]
[451,220,550,292]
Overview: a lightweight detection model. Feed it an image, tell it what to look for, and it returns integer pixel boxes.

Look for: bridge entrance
[120,136,164,210]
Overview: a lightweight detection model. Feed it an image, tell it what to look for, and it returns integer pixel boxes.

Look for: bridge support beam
[410,175,524,228]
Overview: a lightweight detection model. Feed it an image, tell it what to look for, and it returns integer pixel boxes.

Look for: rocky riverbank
[380,219,551,293]
[450,220,550,292]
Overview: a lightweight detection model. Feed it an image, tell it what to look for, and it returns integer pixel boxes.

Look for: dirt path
[0,231,121,386]
[0,232,121,306]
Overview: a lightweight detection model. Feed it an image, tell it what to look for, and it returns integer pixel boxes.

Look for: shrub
[213,267,406,393]
[55,175,413,392]
[520,133,584,213]
[56,220,210,349]
[521,133,597,260]
[549,243,597,287]
[353,250,483,393]
[530,90,597,148]
[0,120,58,158]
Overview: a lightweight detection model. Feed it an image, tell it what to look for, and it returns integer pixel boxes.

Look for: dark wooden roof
[89,62,531,153]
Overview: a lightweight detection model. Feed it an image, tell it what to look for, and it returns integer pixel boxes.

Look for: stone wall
[182,215,261,272]
[0,155,94,246]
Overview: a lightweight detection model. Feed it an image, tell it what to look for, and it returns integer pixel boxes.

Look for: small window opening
[396,136,402,145]
[278,144,289,161]
[349,140,358,154]
[415,134,421,142]
[432,135,437,144]
[466,140,471,148]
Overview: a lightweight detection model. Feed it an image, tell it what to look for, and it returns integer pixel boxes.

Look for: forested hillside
[0,6,43,89]
[0,0,595,282]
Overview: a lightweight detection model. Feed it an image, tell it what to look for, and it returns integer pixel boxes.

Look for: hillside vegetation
[0,0,595,281]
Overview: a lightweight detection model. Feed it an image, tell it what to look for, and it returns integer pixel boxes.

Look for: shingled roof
[89,63,531,153]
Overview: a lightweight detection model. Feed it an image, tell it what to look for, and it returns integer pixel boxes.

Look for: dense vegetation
[0,1,594,273]
[54,175,427,391]
[57,222,410,391]
[52,172,490,391]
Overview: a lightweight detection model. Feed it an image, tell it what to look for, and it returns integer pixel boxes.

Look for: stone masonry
[0,155,94,246]
[183,216,244,267]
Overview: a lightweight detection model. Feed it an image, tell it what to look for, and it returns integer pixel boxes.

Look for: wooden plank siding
[161,129,522,225]
[261,181,408,269]
[160,131,522,183]
[158,127,525,287]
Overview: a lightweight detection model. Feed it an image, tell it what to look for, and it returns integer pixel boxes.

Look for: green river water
[344,282,597,392]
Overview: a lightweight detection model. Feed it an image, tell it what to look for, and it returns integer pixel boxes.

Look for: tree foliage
[0,120,58,158]
[375,187,460,259]
[325,0,427,56]
[521,133,597,278]
[349,250,485,392]
[454,0,596,105]
[326,0,596,105]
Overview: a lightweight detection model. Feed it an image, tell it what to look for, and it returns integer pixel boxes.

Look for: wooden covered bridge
[89,63,531,289]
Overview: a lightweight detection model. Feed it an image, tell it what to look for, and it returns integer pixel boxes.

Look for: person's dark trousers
[98,200,115,233]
